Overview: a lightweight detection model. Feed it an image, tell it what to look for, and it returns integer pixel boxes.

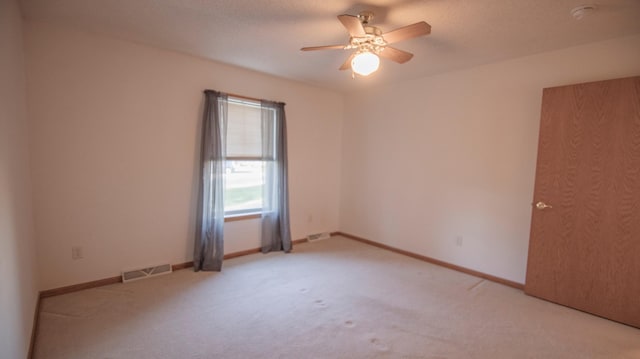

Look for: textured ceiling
[19,0,640,92]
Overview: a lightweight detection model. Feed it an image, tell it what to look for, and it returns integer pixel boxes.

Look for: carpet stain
[369,337,389,352]
[299,288,309,293]
[314,299,328,308]
[344,320,355,328]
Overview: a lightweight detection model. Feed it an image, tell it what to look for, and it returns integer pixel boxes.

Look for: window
[224,97,275,217]
[195,89,290,269]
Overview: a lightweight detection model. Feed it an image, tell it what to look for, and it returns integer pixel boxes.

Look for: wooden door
[525,76,640,328]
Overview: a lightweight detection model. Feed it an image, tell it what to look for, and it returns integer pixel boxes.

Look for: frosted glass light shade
[351,52,380,76]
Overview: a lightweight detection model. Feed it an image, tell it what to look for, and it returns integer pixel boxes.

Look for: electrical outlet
[71,246,83,260]
[455,236,463,247]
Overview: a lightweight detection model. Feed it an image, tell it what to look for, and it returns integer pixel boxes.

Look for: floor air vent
[307,232,331,242]
[122,263,172,283]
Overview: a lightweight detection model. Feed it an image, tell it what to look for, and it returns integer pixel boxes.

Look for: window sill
[224,213,261,222]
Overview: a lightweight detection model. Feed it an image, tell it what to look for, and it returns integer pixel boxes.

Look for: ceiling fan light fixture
[301,12,431,78]
[351,51,380,76]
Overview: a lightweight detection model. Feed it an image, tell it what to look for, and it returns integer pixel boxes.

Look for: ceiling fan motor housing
[358,11,374,25]
[350,25,385,54]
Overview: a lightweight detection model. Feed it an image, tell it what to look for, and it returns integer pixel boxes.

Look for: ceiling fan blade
[338,14,366,37]
[379,46,414,64]
[339,53,355,71]
[382,21,431,44]
[301,45,346,51]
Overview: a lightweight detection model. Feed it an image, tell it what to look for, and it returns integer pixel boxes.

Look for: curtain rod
[203,90,285,106]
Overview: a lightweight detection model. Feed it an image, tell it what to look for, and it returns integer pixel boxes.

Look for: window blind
[226,100,262,158]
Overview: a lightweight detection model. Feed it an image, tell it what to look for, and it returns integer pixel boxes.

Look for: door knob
[535,201,553,210]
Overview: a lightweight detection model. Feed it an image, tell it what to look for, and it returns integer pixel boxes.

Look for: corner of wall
[0,0,41,358]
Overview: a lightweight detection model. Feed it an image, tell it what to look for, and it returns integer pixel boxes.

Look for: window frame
[223,96,274,219]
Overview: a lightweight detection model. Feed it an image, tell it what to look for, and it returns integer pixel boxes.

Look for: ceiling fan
[301,11,431,77]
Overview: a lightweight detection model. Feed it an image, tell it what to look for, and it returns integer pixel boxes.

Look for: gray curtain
[194,90,227,271]
[260,101,292,253]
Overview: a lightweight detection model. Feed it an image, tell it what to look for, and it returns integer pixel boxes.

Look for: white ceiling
[19,0,640,92]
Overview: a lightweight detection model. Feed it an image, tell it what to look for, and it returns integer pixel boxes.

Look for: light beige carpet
[34,236,640,358]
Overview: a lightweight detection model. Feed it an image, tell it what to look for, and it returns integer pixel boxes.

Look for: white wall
[23,17,640,291]
[25,22,343,290]
[340,34,640,284]
[0,0,40,357]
